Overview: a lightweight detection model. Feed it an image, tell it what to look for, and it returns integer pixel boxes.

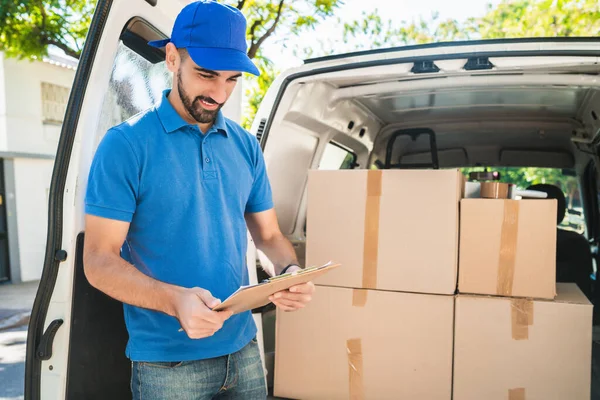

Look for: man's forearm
[83,251,183,317]
[255,233,299,275]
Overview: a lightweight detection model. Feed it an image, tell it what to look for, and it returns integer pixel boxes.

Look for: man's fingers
[216,310,234,322]
[272,300,297,312]
[272,292,311,303]
[185,328,218,339]
[195,290,221,309]
[271,297,305,310]
[289,282,315,294]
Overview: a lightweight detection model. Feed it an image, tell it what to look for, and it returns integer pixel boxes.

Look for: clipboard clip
[260,261,333,284]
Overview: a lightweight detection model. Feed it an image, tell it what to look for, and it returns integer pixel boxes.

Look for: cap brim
[187,47,260,76]
[148,38,171,48]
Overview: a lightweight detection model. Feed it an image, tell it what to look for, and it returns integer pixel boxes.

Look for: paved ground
[0,280,39,400]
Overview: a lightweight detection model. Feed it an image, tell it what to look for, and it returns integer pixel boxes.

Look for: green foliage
[340,0,599,50]
[0,0,96,59]
[241,53,278,129]
[222,0,343,129]
[461,167,581,208]
[340,152,356,169]
[474,0,600,39]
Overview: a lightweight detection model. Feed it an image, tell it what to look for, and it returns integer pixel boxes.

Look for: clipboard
[212,261,341,314]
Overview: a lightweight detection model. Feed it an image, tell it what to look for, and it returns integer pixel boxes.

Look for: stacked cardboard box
[455,196,592,400]
[275,169,462,399]
[273,170,593,400]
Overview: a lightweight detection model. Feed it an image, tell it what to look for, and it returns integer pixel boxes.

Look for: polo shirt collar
[156,89,228,137]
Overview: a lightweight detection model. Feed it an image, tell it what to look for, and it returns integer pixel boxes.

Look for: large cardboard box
[458,198,557,299]
[274,286,454,400]
[453,283,592,400]
[306,169,462,294]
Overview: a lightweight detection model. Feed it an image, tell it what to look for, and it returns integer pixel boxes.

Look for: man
[82,1,314,398]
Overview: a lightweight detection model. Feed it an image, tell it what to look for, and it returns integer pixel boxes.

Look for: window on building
[41,82,70,124]
[318,141,357,170]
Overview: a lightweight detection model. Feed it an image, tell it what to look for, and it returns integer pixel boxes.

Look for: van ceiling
[318,63,600,170]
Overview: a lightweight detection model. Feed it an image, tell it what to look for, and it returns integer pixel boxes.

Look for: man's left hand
[268,266,315,312]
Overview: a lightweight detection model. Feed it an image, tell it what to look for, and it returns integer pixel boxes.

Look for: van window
[96,41,171,140]
[318,141,357,170]
[461,167,585,235]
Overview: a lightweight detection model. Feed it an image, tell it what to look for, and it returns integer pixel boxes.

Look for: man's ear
[165,43,179,73]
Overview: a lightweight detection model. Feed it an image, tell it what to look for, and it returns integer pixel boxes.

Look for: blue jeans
[130,338,267,400]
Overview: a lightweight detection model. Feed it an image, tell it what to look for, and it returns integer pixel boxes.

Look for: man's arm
[244,208,299,275]
[83,214,182,316]
[245,209,314,312]
[83,214,231,338]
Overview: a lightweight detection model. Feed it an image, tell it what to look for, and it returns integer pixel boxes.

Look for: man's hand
[268,266,316,312]
[174,287,233,339]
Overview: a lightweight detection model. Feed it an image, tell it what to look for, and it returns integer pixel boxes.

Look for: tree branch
[248,18,263,46]
[236,0,246,10]
[44,38,81,59]
[247,0,285,59]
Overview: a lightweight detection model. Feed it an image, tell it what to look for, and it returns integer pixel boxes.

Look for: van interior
[26,14,600,399]
[254,43,600,397]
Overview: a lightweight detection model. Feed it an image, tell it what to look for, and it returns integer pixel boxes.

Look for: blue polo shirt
[85,89,273,362]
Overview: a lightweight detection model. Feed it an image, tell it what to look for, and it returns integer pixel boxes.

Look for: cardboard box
[274,286,454,400]
[453,283,592,400]
[458,198,557,299]
[306,169,462,294]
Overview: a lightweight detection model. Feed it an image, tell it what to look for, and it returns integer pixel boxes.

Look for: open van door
[24,1,260,399]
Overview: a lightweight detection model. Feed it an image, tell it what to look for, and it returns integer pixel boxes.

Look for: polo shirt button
[205,157,210,163]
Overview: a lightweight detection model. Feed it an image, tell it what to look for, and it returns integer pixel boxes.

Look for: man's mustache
[195,96,222,106]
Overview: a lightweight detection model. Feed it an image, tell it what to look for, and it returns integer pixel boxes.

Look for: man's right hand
[174,287,233,339]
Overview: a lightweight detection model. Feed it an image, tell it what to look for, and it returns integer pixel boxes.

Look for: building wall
[2,56,74,155]
[0,53,8,150]
[12,158,53,282]
[0,53,75,282]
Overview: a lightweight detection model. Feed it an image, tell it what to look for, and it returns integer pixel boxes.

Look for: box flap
[554,282,592,305]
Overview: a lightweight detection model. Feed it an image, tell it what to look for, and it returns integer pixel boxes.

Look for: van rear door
[23,1,181,398]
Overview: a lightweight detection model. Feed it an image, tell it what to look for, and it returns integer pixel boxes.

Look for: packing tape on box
[480,181,510,199]
[362,170,382,289]
[497,200,520,296]
[511,298,534,340]
[509,387,526,400]
[346,338,364,399]
[352,289,368,307]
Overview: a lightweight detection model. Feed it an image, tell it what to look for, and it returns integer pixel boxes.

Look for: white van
[24,0,600,398]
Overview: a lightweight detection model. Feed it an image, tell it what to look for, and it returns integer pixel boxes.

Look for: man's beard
[177,69,223,124]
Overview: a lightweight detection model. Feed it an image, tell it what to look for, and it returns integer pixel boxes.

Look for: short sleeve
[245,138,274,214]
[85,128,140,222]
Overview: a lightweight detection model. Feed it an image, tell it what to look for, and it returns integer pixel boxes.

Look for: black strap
[280,263,300,275]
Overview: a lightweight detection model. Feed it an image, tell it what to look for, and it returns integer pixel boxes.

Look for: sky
[260,0,504,71]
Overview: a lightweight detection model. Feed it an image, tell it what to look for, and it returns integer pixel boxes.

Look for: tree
[341,0,599,50]
[222,0,343,129]
[0,0,96,59]
[474,0,600,39]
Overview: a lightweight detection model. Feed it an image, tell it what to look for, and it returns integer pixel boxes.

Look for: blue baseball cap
[148,1,260,76]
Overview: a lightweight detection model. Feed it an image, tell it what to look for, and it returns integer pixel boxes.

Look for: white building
[0,51,77,283]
